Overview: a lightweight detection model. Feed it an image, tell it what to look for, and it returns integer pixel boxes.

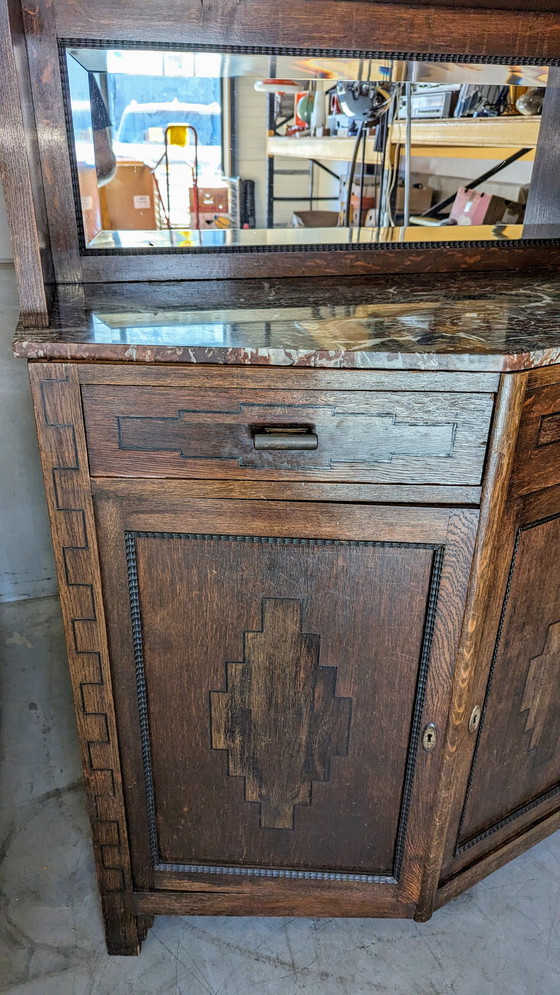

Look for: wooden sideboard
[3,0,560,959]
[13,281,560,951]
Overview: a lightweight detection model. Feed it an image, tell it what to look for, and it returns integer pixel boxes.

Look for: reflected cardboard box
[450,187,525,225]
[290,210,340,228]
[77,163,102,244]
[100,161,157,231]
[189,186,229,229]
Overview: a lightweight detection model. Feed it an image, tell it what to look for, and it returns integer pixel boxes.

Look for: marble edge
[12,335,560,372]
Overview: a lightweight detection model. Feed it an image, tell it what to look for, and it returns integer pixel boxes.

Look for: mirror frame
[20,0,560,283]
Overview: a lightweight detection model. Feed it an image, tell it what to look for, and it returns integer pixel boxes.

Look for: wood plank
[79,242,560,283]
[267,136,381,164]
[391,116,541,149]
[92,487,454,543]
[527,365,560,390]
[27,363,141,955]
[22,0,82,285]
[0,0,50,325]
[89,477,482,506]
[53,1,560,61]
[133,888,415,918]
[436,808,560,911]
[511,382,560,495]
[418,371,528,914]
[77,364,500,393]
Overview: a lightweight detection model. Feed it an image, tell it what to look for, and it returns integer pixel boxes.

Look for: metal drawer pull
[253,427,318,451]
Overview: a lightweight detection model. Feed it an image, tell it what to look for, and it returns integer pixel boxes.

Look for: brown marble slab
[13,272,560,372]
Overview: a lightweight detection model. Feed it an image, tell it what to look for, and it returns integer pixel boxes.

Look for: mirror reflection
[65,47,550,250]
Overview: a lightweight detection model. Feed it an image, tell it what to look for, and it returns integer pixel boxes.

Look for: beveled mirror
[63,44,554,254]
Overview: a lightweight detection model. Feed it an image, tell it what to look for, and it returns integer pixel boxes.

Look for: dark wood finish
[22,0,82,286]
[81,384,493,485]
[511,382,560,495]
[437,367,560,894]
[133,887,416,919]
[23,351,560,945]
[79,244,560,284]
[93,481,476,920]
[528,365,560,389]
[83,475,484,506]
[0,0,51,325]
[457,503,560,848]
[525,68,560,227]
[416,372,528,919]
[77,365,500,394]
[8,0,560,953]
[436,807,560,911]
[27,362,142,954]
[209,598,353,831]
[52,0,560,59]
[5,0,560,285]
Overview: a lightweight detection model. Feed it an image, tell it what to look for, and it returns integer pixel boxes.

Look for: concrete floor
[1,597,559,993]
[0,263,56,603]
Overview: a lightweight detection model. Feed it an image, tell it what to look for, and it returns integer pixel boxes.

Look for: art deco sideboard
[10,274,560,953]
[2,0,560,957]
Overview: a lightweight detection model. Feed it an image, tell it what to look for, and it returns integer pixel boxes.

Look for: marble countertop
[13,272,560,372]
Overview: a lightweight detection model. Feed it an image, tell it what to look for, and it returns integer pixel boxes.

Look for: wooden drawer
[81,384,493,485]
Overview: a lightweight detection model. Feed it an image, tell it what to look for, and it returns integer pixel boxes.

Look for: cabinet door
[447,486,560,873]
[94,481,476,918]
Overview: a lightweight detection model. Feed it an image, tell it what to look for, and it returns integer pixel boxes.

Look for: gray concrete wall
[0,183,57,602]
[0,185,14,262]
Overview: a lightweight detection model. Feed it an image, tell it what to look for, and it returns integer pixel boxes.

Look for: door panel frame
[441,482,560,885]
[93,479,477,917]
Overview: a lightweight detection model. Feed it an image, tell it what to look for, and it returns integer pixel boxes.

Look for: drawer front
[82,385,493,484]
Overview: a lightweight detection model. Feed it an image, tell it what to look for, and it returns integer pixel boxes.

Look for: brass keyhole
[422,723,437,751]
[469,704,482,734]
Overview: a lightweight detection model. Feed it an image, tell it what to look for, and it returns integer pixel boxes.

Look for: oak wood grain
[21,0,82,285]
[511,382,560,496]
[82,385,493,485]
[457,507,560,847]
[438,375,560,891]
[133,888,416,919]
[0,0,51,325]
[53,0,560,60]
[435,373,529,889]
[87,476,482,506]
[79,244,560,284]
[93,484,476,916]
[28,362,143,955]
[436,807,560,911]
[77,365,500,394]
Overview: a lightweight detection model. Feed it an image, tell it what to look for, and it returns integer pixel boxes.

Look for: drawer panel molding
[83,386,493,485]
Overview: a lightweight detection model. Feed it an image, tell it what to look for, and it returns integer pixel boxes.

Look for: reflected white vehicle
[111,98,223,177]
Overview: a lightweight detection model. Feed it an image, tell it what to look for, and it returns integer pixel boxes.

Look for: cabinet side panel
[27,362,140,954]
[457,512,560,848]
[438,371,560,900]
[421,373,528,910]
[0,0,51,325]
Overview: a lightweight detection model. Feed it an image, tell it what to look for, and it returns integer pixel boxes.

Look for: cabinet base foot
[104,913,153,956]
